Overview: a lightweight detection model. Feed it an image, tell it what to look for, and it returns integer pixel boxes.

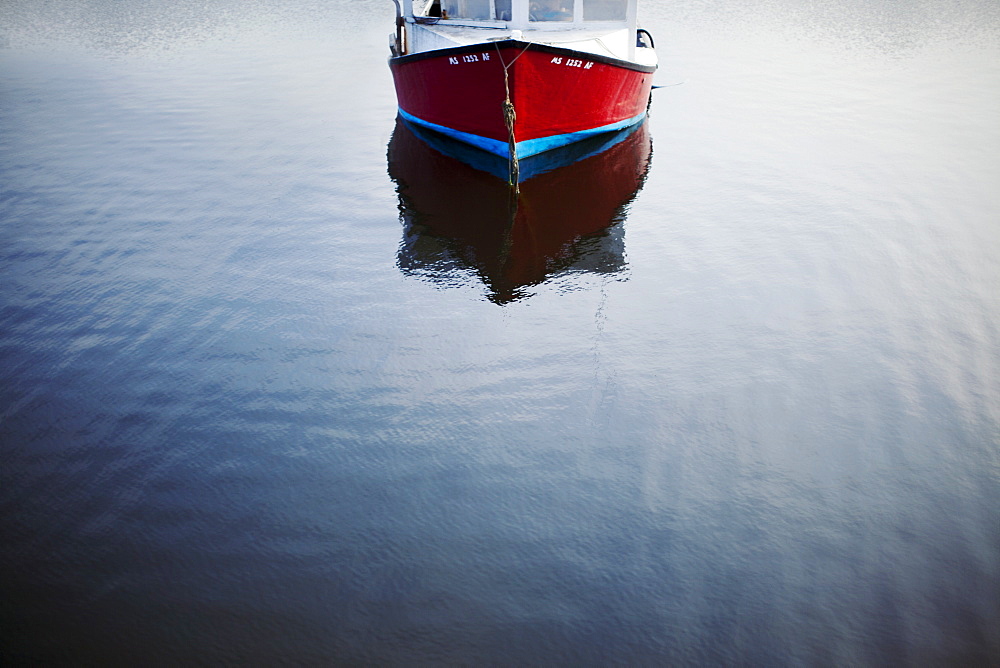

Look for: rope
[502,69,519,191]
[594,37,616,57]
[494,41,532,193]
[493,40,532,276]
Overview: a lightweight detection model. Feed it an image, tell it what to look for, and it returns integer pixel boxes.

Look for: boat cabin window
[529,0,572,21]
[425,0,628,23]
[440,0,511,20]
[582,0,626,21]
[526,0,628,22]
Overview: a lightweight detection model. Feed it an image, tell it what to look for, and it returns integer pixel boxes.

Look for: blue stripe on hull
[397,108,647,159]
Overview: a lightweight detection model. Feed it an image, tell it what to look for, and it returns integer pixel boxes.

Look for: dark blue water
[3,0,999,664]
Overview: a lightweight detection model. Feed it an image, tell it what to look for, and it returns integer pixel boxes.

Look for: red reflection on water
[389,118,652,303]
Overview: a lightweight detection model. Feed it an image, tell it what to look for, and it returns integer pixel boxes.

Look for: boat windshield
[582,0,626,21]
[527,0,627,22]
[528,0,572,21]
[431,0,627,22]
[440,0,512,20]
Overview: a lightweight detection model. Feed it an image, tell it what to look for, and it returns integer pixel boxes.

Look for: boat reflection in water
[388,115,652,304]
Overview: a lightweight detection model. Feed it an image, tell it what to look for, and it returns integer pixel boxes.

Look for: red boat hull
[389,40,654,157]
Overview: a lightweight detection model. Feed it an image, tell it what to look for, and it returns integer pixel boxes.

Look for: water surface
[2,0,999,664]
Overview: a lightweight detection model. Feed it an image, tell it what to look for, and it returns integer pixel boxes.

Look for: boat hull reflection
[388,117,652,303]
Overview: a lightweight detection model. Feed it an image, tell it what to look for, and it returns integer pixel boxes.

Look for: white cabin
[391,0,655,65]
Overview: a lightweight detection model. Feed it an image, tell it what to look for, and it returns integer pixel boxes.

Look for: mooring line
[493,40,532,277]
[494,41,532,193]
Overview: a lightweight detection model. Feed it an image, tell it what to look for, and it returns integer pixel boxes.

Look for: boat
[387,116,652,303]
[388,0,657,164]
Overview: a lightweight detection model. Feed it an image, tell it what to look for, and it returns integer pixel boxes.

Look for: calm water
[2,0,999,664]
